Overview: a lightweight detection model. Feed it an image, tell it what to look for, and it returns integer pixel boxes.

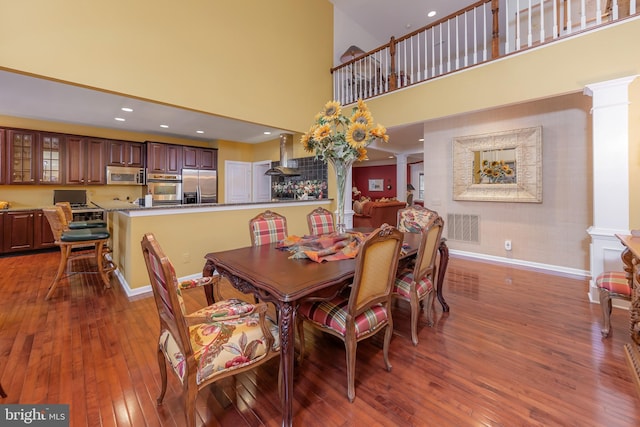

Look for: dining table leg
[437,239,450,312]
[278,300,296,427]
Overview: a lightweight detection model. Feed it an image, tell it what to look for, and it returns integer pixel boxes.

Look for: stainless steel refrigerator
[181,169,217,204]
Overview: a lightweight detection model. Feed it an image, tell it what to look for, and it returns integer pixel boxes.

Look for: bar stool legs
[45,239,116,300]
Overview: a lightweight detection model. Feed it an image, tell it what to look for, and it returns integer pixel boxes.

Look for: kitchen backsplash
[270,157,328,200]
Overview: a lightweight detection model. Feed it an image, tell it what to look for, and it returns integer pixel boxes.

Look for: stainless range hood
[265,133,301,176]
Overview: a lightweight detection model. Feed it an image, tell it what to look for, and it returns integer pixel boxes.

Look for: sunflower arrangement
[300,99,388,163]
[479,160,514,183]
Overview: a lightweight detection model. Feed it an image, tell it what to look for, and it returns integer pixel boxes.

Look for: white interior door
[225,161,252,203]
[253,161,272,202]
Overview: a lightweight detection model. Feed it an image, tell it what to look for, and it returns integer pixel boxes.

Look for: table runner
[277,231,367,263]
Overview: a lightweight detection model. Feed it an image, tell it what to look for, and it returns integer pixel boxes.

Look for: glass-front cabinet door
[7,129,37,184]
[40,133,62,184]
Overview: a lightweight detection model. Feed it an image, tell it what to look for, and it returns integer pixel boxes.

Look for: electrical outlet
[182,252,191,263]
[504,240,512,251]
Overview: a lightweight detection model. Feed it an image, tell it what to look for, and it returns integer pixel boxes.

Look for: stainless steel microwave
[106,166,145,185]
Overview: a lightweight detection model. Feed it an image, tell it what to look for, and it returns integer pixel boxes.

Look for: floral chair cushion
[393,271,433,299]
[252,217,287,246]
[160,304,278,385]
[298,295,388,338]
[309,212,335,235]
[397,208,437,233]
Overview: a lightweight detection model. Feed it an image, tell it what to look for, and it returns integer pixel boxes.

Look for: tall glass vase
[329,157,354,234]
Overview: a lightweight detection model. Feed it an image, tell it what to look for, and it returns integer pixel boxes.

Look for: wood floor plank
[1,251,639,426]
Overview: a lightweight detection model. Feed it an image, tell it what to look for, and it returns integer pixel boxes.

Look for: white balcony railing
[332,0,638,105]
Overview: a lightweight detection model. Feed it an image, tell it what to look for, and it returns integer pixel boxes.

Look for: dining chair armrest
[179,275,218,290]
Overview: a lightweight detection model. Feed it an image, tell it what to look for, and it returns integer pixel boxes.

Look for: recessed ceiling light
[196,130,204,134]
[263,131,272,135]
[419,138,424,142]
[114,117,125,122]
[428,10,436,18]
[121,107,133,112]
[160,124,169,128]
[388,155,395,159]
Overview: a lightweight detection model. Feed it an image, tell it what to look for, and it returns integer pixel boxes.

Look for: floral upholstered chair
[296,224,403,402]
[396,204,439,234]
[307,207,335,235]
[394,214,444,345]
[249,210,288,246]
[141,233,279,427]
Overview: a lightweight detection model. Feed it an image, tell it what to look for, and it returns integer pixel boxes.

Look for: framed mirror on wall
[452,126,542,203]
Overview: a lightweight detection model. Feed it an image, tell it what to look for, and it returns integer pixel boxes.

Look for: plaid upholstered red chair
[249,210,288,246]
[307,207,335,235]
[296,224,403,402]
[141,233,279,427]
[596,271,632,337]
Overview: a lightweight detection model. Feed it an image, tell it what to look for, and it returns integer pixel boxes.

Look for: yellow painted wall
[0,0,333,135]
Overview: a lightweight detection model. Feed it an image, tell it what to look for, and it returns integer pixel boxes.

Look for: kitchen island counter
[106,198,334,296]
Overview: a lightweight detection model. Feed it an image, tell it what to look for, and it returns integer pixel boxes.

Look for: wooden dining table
[202,231,449,426]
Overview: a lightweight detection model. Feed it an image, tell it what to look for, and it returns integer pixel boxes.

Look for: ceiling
[0,1,468,164]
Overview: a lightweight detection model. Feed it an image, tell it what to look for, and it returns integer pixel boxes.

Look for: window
[418,173,424,200]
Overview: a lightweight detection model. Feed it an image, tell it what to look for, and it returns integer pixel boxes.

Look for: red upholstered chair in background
[307,207,335,235]
[596,271,632,337]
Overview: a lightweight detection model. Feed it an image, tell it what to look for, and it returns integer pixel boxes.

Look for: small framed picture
[368,179,384,191]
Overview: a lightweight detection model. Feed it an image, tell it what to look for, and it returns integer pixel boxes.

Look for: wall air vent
[447,213,479,243]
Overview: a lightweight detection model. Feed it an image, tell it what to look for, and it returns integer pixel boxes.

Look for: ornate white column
[584,75,637,304]
[396,154,408,202]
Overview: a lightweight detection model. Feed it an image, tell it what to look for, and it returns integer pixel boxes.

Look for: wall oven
[146,172,182,205]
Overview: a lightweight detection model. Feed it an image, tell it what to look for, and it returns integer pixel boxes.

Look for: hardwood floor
[1,250,638,426]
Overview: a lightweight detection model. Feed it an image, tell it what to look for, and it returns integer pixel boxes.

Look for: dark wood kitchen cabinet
[0,129,4,184]
[107,140,144,167]
[146,142,182,174]
[6,129,38,184]
[65,136,106,184]
[39,133,63,184]
[182,146,217,170]
[34,210,56,249]
[3,210,35,252]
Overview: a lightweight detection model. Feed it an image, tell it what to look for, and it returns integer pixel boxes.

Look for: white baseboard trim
[449,249,590,279]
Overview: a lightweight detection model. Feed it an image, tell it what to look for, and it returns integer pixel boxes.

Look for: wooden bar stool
[42,206,116,300]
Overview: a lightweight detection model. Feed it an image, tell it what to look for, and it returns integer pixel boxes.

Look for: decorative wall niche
[452,126,542,203]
